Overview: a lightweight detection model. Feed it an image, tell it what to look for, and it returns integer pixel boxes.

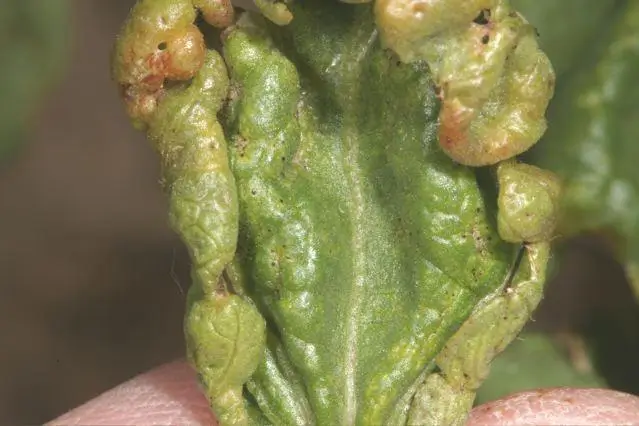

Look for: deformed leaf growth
[112,0,560,424]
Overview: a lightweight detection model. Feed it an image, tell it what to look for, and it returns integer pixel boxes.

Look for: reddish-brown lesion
[438,94,528,166]
[113,0,237,127]
[429,5,554,167]
[196,0,235,28]
[120,84,162,128]
[438,97,476,163]
[116,24,206,125]
[436,16,502,166]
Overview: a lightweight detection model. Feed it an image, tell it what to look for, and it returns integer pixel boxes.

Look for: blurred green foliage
[476,333,606,405]
[529,0,639,301]
[0,0,70,162]
[513,0,621,77]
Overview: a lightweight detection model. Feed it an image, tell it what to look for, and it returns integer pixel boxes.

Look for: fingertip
[469,387,639,426]
[48,360,216,426]
[49,362,639,426]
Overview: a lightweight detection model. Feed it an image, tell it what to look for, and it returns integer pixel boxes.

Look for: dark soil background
[1,1,637,424]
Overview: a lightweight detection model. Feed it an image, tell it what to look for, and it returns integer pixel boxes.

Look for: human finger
[469,387,639,425]
[49,360,639,425]
[48,360,214,426]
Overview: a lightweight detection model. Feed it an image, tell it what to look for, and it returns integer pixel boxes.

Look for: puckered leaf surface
[219,2,519,423]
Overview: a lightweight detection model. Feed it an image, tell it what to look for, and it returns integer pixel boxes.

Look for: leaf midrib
[336,24,379,426]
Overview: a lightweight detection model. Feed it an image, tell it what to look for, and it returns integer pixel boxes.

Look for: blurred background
[1,1,191,423]
[1,1,638,424]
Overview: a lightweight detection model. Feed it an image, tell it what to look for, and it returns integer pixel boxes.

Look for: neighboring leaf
[0,0,70,162]
[512,0,622,77]
[475,333,606,405]
[532,1,639,300]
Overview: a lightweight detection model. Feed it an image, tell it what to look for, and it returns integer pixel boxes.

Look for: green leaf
[217,4,545,423]
[0,0,70,162]
[532,1,639,300]
[222,8,513,423]
[475,333,606,405]
[112,0,558,424]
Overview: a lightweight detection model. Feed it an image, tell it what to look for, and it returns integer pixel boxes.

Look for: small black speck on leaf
[473,9,490,25]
